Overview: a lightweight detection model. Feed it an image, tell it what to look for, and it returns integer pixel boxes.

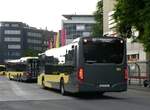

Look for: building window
[11,24,19,27]
[27,39,42,44]
[27,32,42,38]
[8,45,21,49]
[4,24,10,27]
[34,47,41,50]
[128,54,139,61]
[28,46,41,51]
[4,37,21,42]
[8,52,20,57]
[4,30,21,35]
[76,25,85,31]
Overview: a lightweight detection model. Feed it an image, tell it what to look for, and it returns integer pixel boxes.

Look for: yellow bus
[6,57,39,82]
[38,37,127,95]
[0,65,6,76]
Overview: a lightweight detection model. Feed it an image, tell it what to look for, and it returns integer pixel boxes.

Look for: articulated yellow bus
[38,37,127,95]
[5,57,39,82]
[0,65,6,76]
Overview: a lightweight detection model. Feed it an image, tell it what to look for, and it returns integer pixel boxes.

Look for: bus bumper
[76,82,127,93]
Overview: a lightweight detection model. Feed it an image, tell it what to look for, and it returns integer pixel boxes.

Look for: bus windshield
[83,38,124,64]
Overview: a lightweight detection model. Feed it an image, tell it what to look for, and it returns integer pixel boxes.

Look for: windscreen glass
[83,38,124,64]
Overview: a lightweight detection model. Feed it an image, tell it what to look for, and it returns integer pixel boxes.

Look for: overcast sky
[0,0,98,31]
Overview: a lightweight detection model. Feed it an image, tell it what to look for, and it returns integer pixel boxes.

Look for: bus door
[80,38,127,89]
[33,59,39,78]
[28,59,39,78]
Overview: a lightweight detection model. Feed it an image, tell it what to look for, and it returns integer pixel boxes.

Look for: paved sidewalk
[128,84,150,92]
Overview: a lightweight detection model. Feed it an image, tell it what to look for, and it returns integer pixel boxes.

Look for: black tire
[41,77,46,89]
[60,78,66,95]
[18,75,22,82]
[144,83,148,87]
[16,74,19,82]
[9,73,12,80]
[99,92,105,96]
[143,80,148,87]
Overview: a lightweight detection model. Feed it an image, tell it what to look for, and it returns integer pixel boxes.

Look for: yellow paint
[44,73,69,83]
[6,71,24,79]
[0,65,6,76]
[37,73,69,88]
[44,81,52,88]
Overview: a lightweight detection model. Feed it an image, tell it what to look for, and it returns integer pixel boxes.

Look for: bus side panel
[38,73,70,89]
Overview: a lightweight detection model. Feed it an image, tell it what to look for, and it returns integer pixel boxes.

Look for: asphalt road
[0,76,150,110]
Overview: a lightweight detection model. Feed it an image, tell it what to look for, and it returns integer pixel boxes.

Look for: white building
[62,14,96,44]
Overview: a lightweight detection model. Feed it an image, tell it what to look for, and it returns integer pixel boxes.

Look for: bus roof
[20,57,38,62]
[0,65,5,67]
[44,43,75,57]
[5,57,38,64]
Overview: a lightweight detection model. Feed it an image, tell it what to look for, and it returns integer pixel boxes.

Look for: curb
[128,85,150,92]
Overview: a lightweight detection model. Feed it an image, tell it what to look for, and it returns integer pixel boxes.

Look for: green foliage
[92,0,103,37]
[114,0,150,52]
[22,49,41,57]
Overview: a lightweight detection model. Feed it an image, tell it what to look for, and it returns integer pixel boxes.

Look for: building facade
[103,0,146,62]
[103,0,149,83]
[103,0,116,36]
[0,21,52,63]
[62,14,96,44]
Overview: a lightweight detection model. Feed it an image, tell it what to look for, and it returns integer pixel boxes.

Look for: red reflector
[124,68,128,80]
[77,67,84,81]
[25,72,31,76]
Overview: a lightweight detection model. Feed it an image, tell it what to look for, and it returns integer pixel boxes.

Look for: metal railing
[128,61,150,85]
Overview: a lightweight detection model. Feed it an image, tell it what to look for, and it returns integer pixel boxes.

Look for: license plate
[99,84,110,88]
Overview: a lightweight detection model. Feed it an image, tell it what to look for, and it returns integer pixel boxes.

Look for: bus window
[6,64,27,71]
[0,66,6,71]
[83,39,124,64]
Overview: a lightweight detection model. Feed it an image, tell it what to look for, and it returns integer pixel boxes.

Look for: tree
[22,49,41,57]
[92,0,103,37]
[114,0,150,52]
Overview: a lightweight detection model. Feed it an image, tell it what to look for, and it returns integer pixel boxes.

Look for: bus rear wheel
[9,73,12,80]
[41,77,46,89]
[60,79,66,95]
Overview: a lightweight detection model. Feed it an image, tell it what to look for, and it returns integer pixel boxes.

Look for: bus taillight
[25,72,31,77]
[77,67,84,81]
[124,68,128,80]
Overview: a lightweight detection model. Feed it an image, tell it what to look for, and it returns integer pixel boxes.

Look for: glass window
[8,52,20,56]
[0,66,6,71]
[27,32,42,38]
[4,24,10,27]
[4,37,21,42]
[83,38,124,64]
[127,54,139,61]
[11,24,19,27]
[27,39,42,44]
[6,64,27,71]
[8,45,21,49]
[4,30,21,35]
